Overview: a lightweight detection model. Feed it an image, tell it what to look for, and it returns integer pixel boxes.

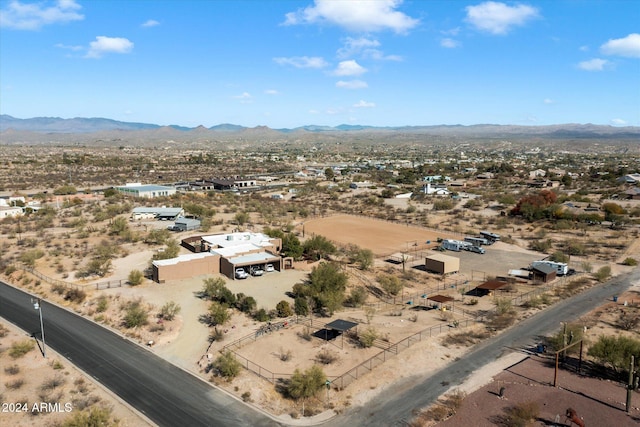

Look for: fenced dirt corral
[301,215,459,256]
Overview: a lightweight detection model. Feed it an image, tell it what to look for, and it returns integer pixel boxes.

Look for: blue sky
[1,0,639,128]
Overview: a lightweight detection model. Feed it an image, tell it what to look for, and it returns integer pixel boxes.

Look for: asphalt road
[334,266,640,426]
[0,281,281,427]
[2,267,638,427]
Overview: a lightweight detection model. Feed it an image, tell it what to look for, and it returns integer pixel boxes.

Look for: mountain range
[1,114,639,148]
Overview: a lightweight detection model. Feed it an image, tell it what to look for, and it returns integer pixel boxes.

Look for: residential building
[115,183,176,198]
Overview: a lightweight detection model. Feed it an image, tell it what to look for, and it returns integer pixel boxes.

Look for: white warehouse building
[115,183,176,198]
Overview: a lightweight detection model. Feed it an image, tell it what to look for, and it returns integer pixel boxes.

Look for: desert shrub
[60,405,117,427]
[64,288,87,303]
[212,351,241,381]
[51,283,67,295]
[18,249,45,267]
[494,298,513,316]
[529,239,552,253]
[359,327,379,348]
[4,364,20,375]
[622,257,638,266]
[432,199,455,211]
[294,297,309,316]
[160,301,181,321]
[9,340,35,359]
[279,347,293,361]
[503,401,540,426]
[378,274,403,297]
[593,265,611,282]
[287,365,326,400]
[40,374,66,391]
[0,324,8,338]
[235,294,257,313]
[549,251,569,263]
[315,349,338,365]
[588,335,640,373]
[299,327,312,341]
[128,269,144,286]
[5,378,25,390]
[96,295,109,313]
[241,391,252,402]
[346,286,367,307]
[71,394,101,410]
[122,301,149,328]
[442,329,491,347]
[51,360,64,370]
[275,300,293,317]
[253,308,270,322]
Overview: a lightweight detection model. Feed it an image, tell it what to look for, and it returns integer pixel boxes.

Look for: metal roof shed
[323,319,358,348]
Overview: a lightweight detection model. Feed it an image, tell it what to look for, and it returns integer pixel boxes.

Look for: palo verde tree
[306,262,347,315]
[303,235,337,261]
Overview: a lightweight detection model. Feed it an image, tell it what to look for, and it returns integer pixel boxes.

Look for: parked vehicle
[265,264,275,272]
[531,260,569,275]
[235,268,248,279]
[467,245,486,254]
[251,267,264,276]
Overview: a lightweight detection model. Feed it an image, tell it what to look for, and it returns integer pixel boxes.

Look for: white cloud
[273,56,328,68]
[283,0,419,34]
[141,19,159,28]
[0,0,84,30]
[338,36,379,58]
[336,80,368,89]
[54,42,82,51]
[353,100,375,108]
[440,38,460,48]
[234,92,253,103]
[579,45,589,52]
[333,60,367,76]
[600,33,640,58]
[465,1,539,35]
[86,36,134,59]
[264,89,279,95]
[611,118,627,125]
[543,98,555,104]
[577,58,609,71]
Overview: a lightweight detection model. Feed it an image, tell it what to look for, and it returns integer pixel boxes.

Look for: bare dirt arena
[301,215,458,255]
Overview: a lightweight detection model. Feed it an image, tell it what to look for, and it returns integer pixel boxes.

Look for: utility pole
[627,355,635,413]
[32,298,46,358]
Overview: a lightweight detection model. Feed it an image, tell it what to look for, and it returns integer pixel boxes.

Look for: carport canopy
[325,319,358,333]
[477,279,508,291]
[427,295,454,303]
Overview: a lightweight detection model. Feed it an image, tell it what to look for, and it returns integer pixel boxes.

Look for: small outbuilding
[425,253,460,275]
[173,217,201,232]
[531,263,557,283]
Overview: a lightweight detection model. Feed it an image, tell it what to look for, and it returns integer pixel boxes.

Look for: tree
[234,211,250,226]
[276,300,293,317]
[207,301,231,329]
[294,297,309,316]
[236,294,257,313]
[549,251,569,263]
[282,233,304,259]
[128,269,144,286]
[324,167,335,181]
[153,239,180,260]
[348,245,373,270]
[287,365,326,401]
[212,351,242,381]
[307,262,347,315]
[303,235,336,261]
[378,274,404,297]
[588,335,640,374]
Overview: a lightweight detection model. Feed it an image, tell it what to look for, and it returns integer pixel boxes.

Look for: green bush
[160,301,181,321]
[622,257,638,266]
[128,269,144,286]
[275,300,293,317]
[9,340,35,359]
[122,301,148,328]
[212,351,242,381]
[359,327,379,348]
[593,265,611,282]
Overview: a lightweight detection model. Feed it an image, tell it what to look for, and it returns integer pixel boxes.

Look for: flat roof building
[115,183,176,198]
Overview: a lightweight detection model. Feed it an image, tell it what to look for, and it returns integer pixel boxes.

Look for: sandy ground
[0,321,149,427]
[301,214,459,256]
